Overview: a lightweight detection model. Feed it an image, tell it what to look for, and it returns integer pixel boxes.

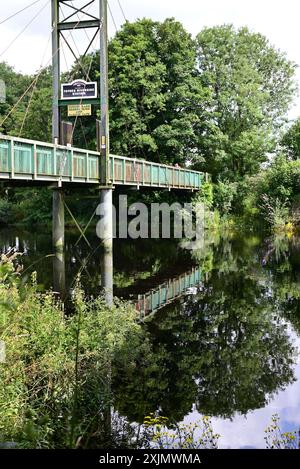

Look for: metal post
[99,0,109,185]
[52,188,65,252]
[52,0,60,144]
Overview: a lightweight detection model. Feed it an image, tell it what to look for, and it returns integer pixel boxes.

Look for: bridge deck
[0,135,204,189]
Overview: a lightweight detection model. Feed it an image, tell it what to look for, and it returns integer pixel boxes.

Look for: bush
[13,188,52,225]
[259,194,290,231]
[214,180,238,215]
[0,255,142,448]
[0,198,11,225]
[243,156,300,230]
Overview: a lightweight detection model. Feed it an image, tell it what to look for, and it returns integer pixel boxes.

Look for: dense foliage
[195,25,296,181]
[0,253,143,448]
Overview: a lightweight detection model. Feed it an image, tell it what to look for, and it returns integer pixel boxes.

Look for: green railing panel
[111,158,116,181]
[159,166,167,185]
[143,164,151,184]
[152,166,159,184]
[88,156,98,179]
[160,287,167,303]
[0,140,9,172]
[152,291,159,310]
[180,171,185,186]
[124,160,133,182]
[37,147,53,175]
[14,143,33,174]
[56,149,71,177]
[73,152,86,178]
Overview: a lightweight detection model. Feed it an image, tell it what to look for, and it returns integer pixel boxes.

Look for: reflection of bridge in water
[43,242,205,317]
[0,232,203,318]
[134,267,203,318]
[52,246,203,317]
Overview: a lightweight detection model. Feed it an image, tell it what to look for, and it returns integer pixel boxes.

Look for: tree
[0,62,31,134]
[108,18,205,165]
[194,25,297,181]
[281,118,300,160]
[0,64,52,142]
[19,68,53,142]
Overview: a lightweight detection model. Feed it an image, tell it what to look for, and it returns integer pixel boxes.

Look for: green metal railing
[0,135,205,189]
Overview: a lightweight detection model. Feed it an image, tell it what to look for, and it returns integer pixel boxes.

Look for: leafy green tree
[0,62,31,134]
[194,25,297,181]
[281,118,300,160]
[108,18,205,165]
[19,69,53,142]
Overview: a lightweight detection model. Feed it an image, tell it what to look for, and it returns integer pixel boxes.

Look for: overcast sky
[1,0,300,118]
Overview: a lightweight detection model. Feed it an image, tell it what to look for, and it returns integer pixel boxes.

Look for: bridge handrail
[110,153,203,175]
[0,134,100,156]
[0,134,206,188]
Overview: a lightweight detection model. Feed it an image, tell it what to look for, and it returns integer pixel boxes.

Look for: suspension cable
[0,0,42,26]
[117,0,127,23]
[0,1,95,129]
[0,0,50,59]
[108,2,118,32]
[70,45,96,142]
[19,33,52,137]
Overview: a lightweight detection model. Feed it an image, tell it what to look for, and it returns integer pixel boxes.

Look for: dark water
[1,226,300,448]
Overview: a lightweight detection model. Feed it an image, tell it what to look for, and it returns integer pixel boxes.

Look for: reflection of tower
[53,251,66,300]
[100,245,113,306]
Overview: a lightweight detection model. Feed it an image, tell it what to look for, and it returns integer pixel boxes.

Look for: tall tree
[194,25,297,181]
[108,18,205,165]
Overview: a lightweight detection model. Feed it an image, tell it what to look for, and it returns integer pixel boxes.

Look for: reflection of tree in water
[263,235,300,335]
[112,237,296,422]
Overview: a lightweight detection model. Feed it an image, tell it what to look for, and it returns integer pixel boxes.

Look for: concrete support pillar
[52,188,64,252]
[53,251,66,301]
[100,188,113,306]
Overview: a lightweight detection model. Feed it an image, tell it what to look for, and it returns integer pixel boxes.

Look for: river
[1,226,300,448]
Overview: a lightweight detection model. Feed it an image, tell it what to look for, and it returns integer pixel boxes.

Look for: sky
[0,0,300,118]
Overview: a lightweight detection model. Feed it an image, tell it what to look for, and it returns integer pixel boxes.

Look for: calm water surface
[1,226,300,448]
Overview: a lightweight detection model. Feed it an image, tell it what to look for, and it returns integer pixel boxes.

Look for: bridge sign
[68,104,92,117]
[61,79,97,100]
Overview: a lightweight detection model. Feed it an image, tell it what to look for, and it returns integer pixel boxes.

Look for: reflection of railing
[136,267,202,318]
[0,135,205,190]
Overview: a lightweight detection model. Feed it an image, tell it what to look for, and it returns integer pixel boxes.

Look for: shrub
[243,156,300,229]
[0,256,142,448]
[214,180,238,215]
[0,198,11,225]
